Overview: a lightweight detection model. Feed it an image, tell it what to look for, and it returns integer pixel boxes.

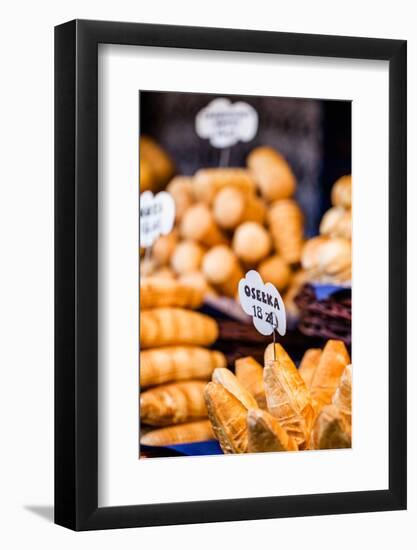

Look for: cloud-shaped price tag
[195,98,258,148]
[140,191,175,248]
[238,270,286,337]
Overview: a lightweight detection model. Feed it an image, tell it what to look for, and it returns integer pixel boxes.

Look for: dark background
[140,91,351,236]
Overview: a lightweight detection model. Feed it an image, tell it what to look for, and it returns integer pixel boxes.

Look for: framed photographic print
[55,19,407,530]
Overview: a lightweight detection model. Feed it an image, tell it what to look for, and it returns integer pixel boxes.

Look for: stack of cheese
[301,174,352,284]
[282,174,352,325]
[139,277,227,448]
[141,145,305,300]
[204,339,352,453]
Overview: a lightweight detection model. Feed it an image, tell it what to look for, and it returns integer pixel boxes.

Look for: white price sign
[238,270,286,337]
[195,98,258,148]
[140,191,175,248]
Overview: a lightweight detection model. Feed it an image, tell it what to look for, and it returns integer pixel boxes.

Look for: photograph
[0,1,409,541]
[139,91,352,458]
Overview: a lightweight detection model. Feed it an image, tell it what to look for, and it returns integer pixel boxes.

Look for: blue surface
[142,440,223,457]
[311,283,351,301]
[168,440,223,456]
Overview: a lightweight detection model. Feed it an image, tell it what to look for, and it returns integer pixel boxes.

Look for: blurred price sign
[140,191,175,248]
[195,98,258,149]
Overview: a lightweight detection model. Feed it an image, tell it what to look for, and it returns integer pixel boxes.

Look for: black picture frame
[55,19,407,531]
